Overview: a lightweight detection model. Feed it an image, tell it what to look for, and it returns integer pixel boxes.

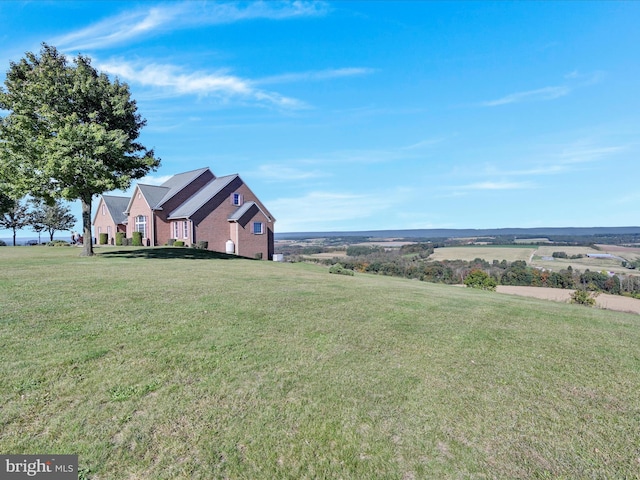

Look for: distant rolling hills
[276,226,640,240]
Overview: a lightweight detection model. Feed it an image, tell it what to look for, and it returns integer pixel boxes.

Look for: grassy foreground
[1,247,639,479]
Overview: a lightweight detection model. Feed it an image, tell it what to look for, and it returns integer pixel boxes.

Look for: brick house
[92,167,275,259]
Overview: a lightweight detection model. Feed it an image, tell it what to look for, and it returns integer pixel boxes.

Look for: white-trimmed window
[173,221,179,239]
[231,193,243,206]
[183,220,189,239]
[135,215,147,238]
[252,222,264,235]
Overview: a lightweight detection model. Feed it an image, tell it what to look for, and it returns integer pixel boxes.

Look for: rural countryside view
[1,1,640,479]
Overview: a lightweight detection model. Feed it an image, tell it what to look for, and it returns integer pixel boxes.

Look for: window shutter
[239,194,244,205]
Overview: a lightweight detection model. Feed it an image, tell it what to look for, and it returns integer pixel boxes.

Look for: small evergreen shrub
[99,233,108,245]
[173,240,185,247]
[132,231,143,246]
[196,240,208,250]
[329,263,355,276]
[168,238,176,246]
[571,289,598,306]
[0,240,6,246]
[254,252,263,260]
[115,232,125,246]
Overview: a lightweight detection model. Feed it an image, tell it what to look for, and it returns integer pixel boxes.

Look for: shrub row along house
[92,167,275,259]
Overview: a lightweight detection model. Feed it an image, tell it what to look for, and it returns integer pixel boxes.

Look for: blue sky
[1,1,639,237]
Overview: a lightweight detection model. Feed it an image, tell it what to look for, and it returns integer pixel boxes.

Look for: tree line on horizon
[293,243,640,299]
[0,195,76,246]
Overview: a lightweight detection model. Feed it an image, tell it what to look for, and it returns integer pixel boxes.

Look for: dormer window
[231,193,243,206]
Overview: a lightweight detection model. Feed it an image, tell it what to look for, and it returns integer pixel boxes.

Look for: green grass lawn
[1,246,639,479]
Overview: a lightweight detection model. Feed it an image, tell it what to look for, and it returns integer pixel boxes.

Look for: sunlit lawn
[1,246,639,479]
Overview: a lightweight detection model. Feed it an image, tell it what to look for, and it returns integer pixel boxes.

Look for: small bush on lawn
[571,289,599,306]
[195,241,208,250]
[132,231,143,246]
[115,232,125,246]
[99,233,108,245]
[167,238,176,246]
[329,263,355,276]
[47,240,70,247]
[173,240,185,247]
[464,269,497,291]
[0,240,6,246]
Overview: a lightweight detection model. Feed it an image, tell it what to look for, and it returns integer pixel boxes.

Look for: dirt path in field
[496,286,640,315]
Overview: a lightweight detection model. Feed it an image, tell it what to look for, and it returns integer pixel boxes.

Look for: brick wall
[126,188,153,245]
[93,198,117,244]
[193,178,275,259]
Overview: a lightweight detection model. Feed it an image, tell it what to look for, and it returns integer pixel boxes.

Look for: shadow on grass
[98,247,251,260]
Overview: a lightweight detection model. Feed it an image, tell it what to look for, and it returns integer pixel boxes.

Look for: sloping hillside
[1,247,639,479]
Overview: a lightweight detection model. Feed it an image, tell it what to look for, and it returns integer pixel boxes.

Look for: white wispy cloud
[255,67,375,85]
[137,174,174,186]
[478,140,626,180]
[97,59,306,109]
[455,181,534,191]
[54,1,329,51]
[564,70,605,85]
[491,165,567,176]
[401,136,451,150]
[437,179,536,198]
[269,188,412,231]
[478,70,604,108]
[54,5,182,51]
[555,145,626,164]
[253,164,330,182]
[480,86,571,107]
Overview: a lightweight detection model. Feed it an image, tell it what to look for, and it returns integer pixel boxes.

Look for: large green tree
[0,44,159,256]
[29,198,76,242]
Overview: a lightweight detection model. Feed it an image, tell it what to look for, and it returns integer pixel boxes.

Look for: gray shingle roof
[167,174,239,219]
[101,195,130,225]
[156,167,211,207]
[138,184,170,209]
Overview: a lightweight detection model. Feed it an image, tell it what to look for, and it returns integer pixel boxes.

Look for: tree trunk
[12,228,16,246]
[80,197,93,256]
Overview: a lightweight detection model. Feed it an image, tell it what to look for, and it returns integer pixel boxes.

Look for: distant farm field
[428,245,536,263]
[1,246,640,479]
[532,245,638,274]
[429,244,640,275]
